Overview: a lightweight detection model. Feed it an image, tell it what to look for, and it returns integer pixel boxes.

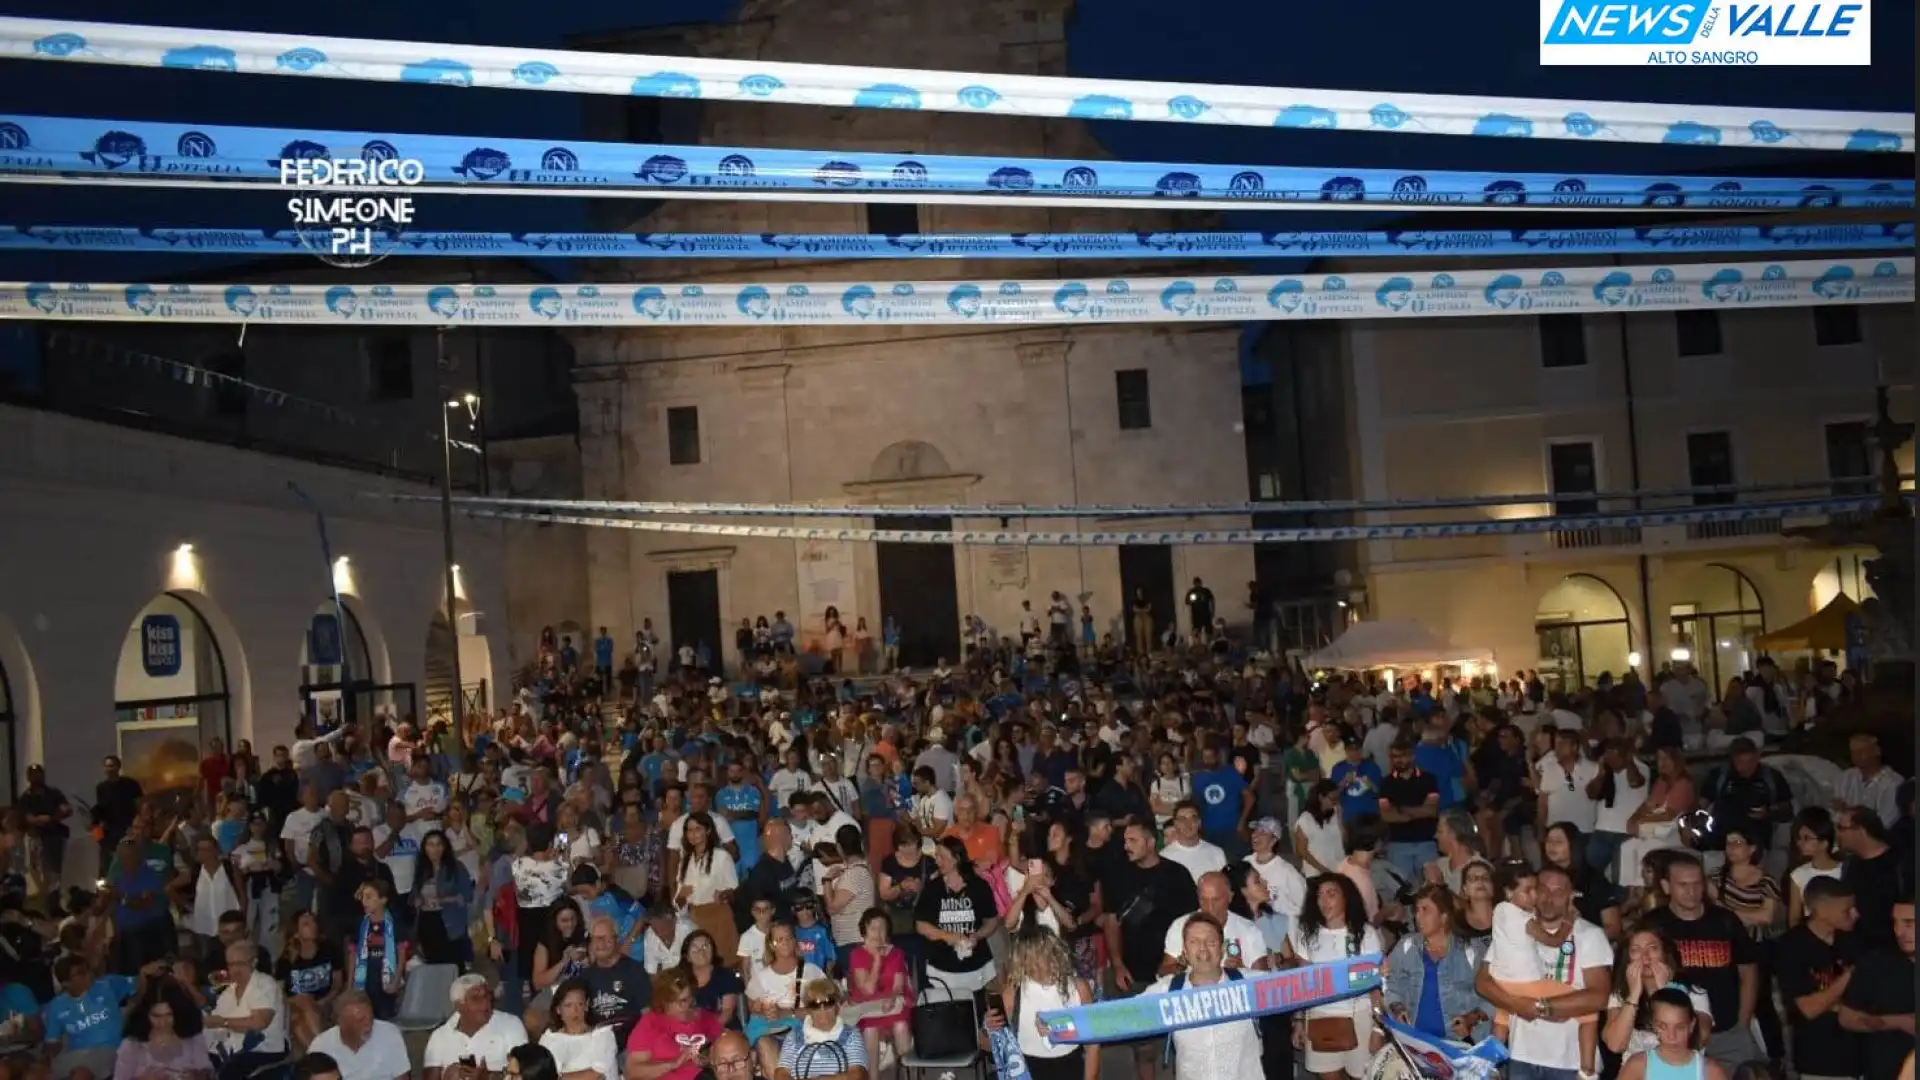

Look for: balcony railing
[1551,525,1645,550]
[1685,516,1784,541]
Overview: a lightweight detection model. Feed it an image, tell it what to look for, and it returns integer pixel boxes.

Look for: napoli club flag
[1377,1015,1508,1080]
[988,1024,1030,1080]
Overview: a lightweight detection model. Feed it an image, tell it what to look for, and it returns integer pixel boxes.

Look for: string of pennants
[42,329,482,453]
[414,493,1917,546]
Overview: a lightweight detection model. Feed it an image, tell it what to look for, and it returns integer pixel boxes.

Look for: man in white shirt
[1160,872,1270,973]
[1361,713,1400,772]
[1535,729,1602,833]
[639,911,691,975]
[1661,663,1711,726]
[810,792,858,844]
[401,758,448,832]
[423,975,529,1080]
[1247,819,1308,925]
[1547,694,1586,734]
[909,767,953,842]
[307,992,410,1080]
[1147,917,1264,1080]
[1475,864,1612,1080]
[1836,732,1905,826]
[1160,802,1228,882]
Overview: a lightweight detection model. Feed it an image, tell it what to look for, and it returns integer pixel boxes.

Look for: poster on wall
[141,614,182,677]
[116,718,200,802]
[795,537,857,651]
[309,613,343,666]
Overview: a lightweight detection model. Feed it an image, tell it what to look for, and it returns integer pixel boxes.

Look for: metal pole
[288,482,354,738]
[437,330,468,749]
[1616,256,1656,680]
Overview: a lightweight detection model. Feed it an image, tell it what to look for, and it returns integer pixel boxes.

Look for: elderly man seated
[306,992,410,1080]
[425,974,530,1080]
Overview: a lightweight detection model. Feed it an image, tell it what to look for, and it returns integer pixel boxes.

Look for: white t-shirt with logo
[281,807,325,865]
[1506,919,1613,1072]
[403,780,448,828]
[1163,910,1269,969]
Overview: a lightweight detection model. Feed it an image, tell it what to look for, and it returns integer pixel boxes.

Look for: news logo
[1539,0,1873,67]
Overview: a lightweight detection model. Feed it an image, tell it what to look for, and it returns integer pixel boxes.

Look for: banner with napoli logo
[0,17,1906,151]
[4,115,1909,212]
[385,493,1916,545]
[1,259,1908,327]
[5,223,1911,260]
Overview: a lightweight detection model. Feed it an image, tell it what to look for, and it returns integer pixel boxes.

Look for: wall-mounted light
[168,543,202,590]
[332,555,356,596]
[1627,651,1643,668]
[1670,647,1692,662]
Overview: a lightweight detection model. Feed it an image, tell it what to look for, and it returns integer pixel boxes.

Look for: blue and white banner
[5,223,1912,260]
[406,473,1899,517]
[0,17,1907,152]
[418,494,1913,546]
[3,115,1908,211]
[2,259,1910,327]
[1037,955,1383,1044]
[1377,1016,1508,1080]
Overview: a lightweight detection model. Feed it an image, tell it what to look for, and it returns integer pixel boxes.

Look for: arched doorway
[298,599,415,738]
[113,592,231,798]
[1534,574,1634,691]
[1669,563,1767,693]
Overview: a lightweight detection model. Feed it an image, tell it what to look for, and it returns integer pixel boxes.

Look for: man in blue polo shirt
[715,760,766,871]
[1192,742,1252,858]
[1412,713,1468,810]
[43,956,138,1080]
[1330,734,1384,825]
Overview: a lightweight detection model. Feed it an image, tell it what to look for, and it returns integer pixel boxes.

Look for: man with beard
[1475,864,1613,1080]
[577,916,651,1046]
[1102,819,1199,1077]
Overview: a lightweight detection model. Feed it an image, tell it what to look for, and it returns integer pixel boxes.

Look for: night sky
[0,0,1912,283]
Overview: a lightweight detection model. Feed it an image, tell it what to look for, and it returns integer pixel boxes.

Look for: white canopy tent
[1302,619,1494,671]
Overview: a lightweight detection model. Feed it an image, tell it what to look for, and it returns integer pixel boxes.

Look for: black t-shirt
[277,944,340,998]
[1640,906,1756,1032]
[1644,709,1684,753]
[16,786,70,840]
[1773,925,1859,1076]
[878,854,931,917]
[580,956,652,1044]
[1841,948,1915,1080]
[913,871,998,974]
[734,852,802,931]
[1111,858,1199,984]
[691,964,743,1017]
[1843,849,1911,951]
[1091,780,1150,824]
[1378,770,1438,844]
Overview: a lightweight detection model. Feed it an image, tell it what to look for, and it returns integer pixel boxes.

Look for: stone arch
[1533,572,1635,691]
[868,440,953,483]
[0,612,39,802]
[1668,563,1768,691]
[110,588,252,793]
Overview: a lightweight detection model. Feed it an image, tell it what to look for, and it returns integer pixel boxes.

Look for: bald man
[1158,870,1271,974]
[693,1030,756,1080]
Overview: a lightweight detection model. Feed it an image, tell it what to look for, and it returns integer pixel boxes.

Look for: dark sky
[0,0,1912,282]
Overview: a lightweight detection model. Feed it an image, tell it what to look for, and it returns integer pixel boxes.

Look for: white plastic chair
[395,963,460,1033]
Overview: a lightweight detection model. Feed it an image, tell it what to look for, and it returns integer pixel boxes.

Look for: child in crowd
[789,892,837,978]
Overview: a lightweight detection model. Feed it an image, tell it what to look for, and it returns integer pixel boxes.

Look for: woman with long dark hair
[913,836,1000,1001]
[527,903,589,1036]
[536,978,618,1080]
[1603,925,1712,1057]
[507,1042,560,1080]
[676,930,743,1021]
[1542,822,1624,938]
[1226,860,1294,1080]
[1292,781,1346,878]
[115,978,213,1080]
[1283,874,1383,1080]
[412,829,476,968]
[276,910,342,1052]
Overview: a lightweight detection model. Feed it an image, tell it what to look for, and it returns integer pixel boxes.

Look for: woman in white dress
[1284,875,1385,1080]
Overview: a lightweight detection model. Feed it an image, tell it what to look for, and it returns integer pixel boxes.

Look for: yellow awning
[1754,593,1861,652]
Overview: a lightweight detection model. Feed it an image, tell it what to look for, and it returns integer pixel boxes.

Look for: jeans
[1386,840,1438,885]
[1510,1063,1579,1080]
[1587,831,1627,881]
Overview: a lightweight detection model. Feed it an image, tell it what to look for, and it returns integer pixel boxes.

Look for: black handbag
[792,1039,850,1080]
[910,973,976,1059]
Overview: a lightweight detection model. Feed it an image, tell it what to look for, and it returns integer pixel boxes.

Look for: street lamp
[437,340,479,749]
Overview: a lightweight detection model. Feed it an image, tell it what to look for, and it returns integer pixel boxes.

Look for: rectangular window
[1825,420,1871,495]
[1686,431,1735,505]
[1115,369,1152,430]
[1547,441,1599,516]
[1813,305,1863,347]
[865,202,919,236]
[1538,314,1588,368]
[366,336,413,401]
[205,351,247,417]
[666,405,701,465]
[1675,310,1723,357]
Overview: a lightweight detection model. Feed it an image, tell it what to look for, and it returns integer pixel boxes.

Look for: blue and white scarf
[353,911,398,991]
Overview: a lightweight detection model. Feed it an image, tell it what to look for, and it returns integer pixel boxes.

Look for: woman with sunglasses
[772,979,868,1080]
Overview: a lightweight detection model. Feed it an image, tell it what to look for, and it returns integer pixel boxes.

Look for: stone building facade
[559,0,1255,668]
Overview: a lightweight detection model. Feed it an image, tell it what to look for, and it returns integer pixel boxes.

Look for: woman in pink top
[115,981,214,1080]
[1618,747,1697,886]
[1335,816,1386,924]
[625,968,723,1080]
[845,910,912,1070]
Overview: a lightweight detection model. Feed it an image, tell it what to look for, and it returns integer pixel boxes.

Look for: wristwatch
[1533,998,1555,1020]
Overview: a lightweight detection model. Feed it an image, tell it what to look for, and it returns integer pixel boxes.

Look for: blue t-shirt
[587,890,643,941]
[1192,767,1247,836]
[1330,760,1384,823]
[594,636,615,666]
[715,784,764,870]
[43,974,135,1050]
[212,818,247,855]
[112,861,170,931]
[639,753,669,794]
[1413,740,1468,810]
[794,922,837,971]
[1415,949,1447,1038]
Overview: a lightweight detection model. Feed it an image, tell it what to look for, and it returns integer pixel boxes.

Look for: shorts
[52,1047,117,1080]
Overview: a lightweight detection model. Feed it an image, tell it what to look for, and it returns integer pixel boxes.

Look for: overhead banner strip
[383,474,1904,517]
[428,495,1914,546]
[7,224,1912,260]
[4,115,1908,211]
[3,260,1909,327]
[1,18,1909,152]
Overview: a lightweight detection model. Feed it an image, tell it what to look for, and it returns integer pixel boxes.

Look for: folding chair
[899,974,985,1080]
[395,962,460,1033]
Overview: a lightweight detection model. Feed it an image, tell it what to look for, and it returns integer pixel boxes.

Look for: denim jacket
[1382,933,1494,1042]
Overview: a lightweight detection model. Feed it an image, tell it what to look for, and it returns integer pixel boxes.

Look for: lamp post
[438,343,477,749]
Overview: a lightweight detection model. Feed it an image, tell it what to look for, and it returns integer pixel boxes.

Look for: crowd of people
[0,617,1910,1080]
